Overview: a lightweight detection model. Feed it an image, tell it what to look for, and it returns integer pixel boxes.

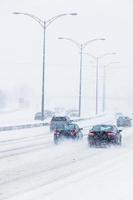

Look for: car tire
[117,123,121,127]
[114,136,122,146]
[128,122,132,127]
[88,138,95,147]
[79,133,83,140]
[54,135,59,145]
[118,135,122,146]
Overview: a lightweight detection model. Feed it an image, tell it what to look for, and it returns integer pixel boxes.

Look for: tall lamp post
[13,12,77,120]
[58,37,105,117]
[85,52,116,115]
[103,62,120,113]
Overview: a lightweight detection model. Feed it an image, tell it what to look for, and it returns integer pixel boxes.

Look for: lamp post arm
[82,39,99,49]
[46,14,67,27]
[98,52,116,59]
[83,38,105,49]
[58,37,81,48]
[105,62,120,68]
[13,12,44,28]
[46,13,76,28]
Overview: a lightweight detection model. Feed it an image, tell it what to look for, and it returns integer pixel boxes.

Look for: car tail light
[89,131,95,136]
[107,132,115,136]
[71,130,77,136]
[54,131,60,136]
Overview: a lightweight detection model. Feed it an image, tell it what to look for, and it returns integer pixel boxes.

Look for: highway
[0,114,133,200]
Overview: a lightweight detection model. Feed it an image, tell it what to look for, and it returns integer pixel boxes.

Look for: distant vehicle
[44,110,55,118]
[54,123,83,144]
[117,116,132,127]
[66,109,79,117]
[88,124,122,147]
[50,116,71,132]
[34,112,45,120]
[34,110,55,121]
[115,112,123,118]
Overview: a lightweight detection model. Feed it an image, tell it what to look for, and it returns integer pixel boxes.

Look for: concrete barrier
[0,122,48,132]
[0,113,106,132]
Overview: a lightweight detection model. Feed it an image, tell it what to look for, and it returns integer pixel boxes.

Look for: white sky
[0,0,133,113]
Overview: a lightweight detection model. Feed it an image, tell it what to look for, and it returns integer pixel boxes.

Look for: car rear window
[118,117,124,120]
[118,116,129,120]
[92,125,113,132]
[51,117,67,122]
[66,124,75,130]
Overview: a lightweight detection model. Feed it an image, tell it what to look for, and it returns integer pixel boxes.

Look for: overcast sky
[0,0,133,113]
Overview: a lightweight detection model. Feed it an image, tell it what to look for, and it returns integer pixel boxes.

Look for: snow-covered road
[1,115,133,200]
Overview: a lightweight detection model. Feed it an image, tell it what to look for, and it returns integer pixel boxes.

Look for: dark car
[66,109,79,117]
[34,112,45,120]
[115,112,123,118]
[34,110,55,121]
[88,124,122,147]
[50,116,71,132]
[117,116,132,127]
[54,123,83,144]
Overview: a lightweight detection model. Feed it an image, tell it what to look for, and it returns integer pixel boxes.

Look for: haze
[0,0,133,115]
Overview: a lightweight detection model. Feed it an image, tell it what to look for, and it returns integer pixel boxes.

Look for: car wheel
[114,136,121,146]
[88,138,95,147]
[117,123,121,127]
[54,135,60,145]
[118,135,122,146]
[128,122,132,127]
[79,132,83,140]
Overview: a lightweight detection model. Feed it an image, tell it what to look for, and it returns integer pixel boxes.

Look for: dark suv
[50,116,71,132]
[54,123,83,144]
[34,112,45,120]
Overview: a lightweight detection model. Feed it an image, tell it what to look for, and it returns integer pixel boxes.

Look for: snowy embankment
[0,110,35,126]
[0,109,114,132]
[0,114,132,200]
[0,110,49,132]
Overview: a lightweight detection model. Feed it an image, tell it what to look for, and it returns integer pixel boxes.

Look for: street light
[85,52,116,115]
[58,37,105,117]
[13,12,77,120]
[103,62,120,113]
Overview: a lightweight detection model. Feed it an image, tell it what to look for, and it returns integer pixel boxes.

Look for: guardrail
[71,113,106,122]
[0,113,107,132]
[0,122,49,132]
